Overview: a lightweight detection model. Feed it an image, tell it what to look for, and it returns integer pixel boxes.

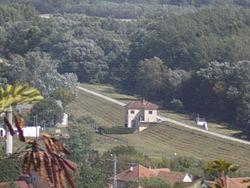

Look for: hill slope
[67,90,124,128]
[67,85,250,171]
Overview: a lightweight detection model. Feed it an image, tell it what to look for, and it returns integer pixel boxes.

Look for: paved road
[77,86,250,145]
[78,86,126,106]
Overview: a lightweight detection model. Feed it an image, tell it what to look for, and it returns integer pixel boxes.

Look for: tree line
[0,4,249,130]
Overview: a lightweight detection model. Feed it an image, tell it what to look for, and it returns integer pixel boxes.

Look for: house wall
[144,110,157,122]
[197,121,206,126]
[126,109,158,128]
[127,109,141,128]
[183,174,192,183]
[139,126,148,132]
[14,126,41,137]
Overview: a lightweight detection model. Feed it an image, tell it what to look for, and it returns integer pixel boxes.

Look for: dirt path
[77,86,250,145]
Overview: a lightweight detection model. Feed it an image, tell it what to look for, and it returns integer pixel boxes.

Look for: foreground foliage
[4,115,77,188]
[0,84,76,188]
[206,159,239,188]
[0,84,43,113]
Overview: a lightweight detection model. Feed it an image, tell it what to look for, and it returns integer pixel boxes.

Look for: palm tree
[1,84,77,188]
[0,84,44,113]
[206,159,239,188]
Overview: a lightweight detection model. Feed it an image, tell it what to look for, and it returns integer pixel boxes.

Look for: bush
[125,177,171,188]
[170,99,183,111]
[0,158,22,182]
[51,87,75,107]
[103,126,136,134]
[31,98,64,127]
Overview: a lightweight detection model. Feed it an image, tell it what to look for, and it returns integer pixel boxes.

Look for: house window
[148,111,153,114]
[130,110,135,114]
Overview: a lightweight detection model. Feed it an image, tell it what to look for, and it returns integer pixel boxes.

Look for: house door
[132,120,136,128]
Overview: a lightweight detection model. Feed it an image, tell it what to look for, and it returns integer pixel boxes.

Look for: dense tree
[64,123,92,162]
[0,4,37,25]
[51,88,75,107]
[101,145,154,177]
[181,61,250,127]
[64,123,109,187]
[0,2,250,131]
[3,52,78,96]
[135,57,165,99]
[163,69,191,100]
[237,94,250,129]
[0,158,22,182]
[125,177,172,188]
[31,98,64,126]
[158,156,205,177]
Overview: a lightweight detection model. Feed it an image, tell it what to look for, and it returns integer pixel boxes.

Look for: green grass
[67,89,124,128]
[80,83,137,104]
[67,84,250,171]
[80,83,244,138]
[134,123,250,170]
[158,110,243,137]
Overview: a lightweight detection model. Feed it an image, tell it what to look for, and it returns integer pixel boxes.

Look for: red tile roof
[207,177,249,188]
[126,100,158,110]
[115,164,188,183]
[0,181,29,188]
[157,171,187,183]
[116,164,156,181]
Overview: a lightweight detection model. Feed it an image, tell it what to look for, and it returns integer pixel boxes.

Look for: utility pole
[5,106,13,154]
[43,120,46,130]
[111,154,118,188]
[35,114,38,139]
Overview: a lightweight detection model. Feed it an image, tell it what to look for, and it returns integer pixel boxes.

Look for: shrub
[103,126,136,134]
[170,99,183,111]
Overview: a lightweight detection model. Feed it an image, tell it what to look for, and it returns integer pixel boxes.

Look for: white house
[0,127,41,138]
[112,164,192,188]
[14,126,41,137]
[21,126,41,137]
[55,100,69,127]
[56,113,69,128]
[125,99,158,128]
[196,116,208,130]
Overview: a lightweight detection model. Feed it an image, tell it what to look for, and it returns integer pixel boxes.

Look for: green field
[80,83,137,104]
[68,84,250,170]
[80,83,244,138]
[90,122,250,171]
[67,90,124,128]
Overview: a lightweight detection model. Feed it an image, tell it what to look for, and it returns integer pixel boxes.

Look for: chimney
[142,99,146,105]
[128,163,137,171]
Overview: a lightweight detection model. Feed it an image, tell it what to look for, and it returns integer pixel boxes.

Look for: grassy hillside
[80,83,244,138]
[67,84,250,170]
[91,122,250,171]
[67,89,124,128]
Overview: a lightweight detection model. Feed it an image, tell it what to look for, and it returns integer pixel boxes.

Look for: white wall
[139,126,147,132]
[127,109,140,128]
[15,126,41,137]
[61,113,68,126]
[0,127,41,138]
[144,110,157,122]
[183,174,192,182]
[126,109,158,128]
